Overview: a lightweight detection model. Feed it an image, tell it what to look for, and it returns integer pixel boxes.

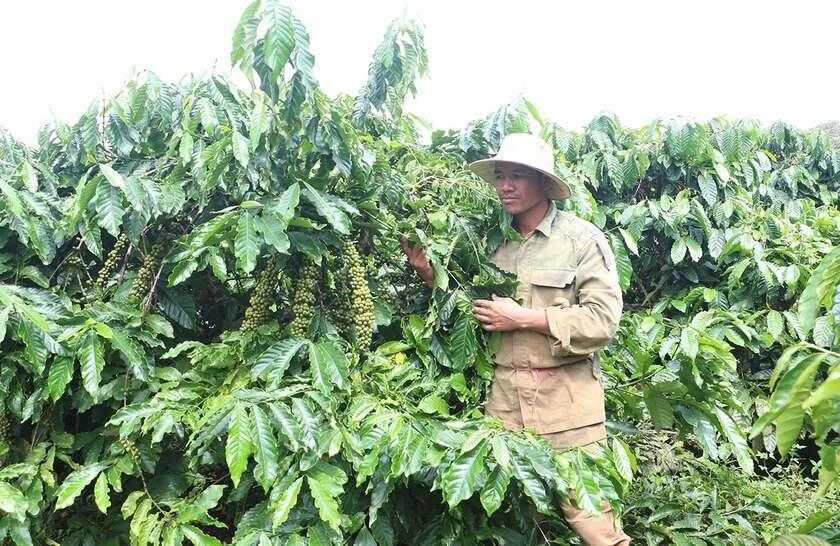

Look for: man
[402,133,630,545]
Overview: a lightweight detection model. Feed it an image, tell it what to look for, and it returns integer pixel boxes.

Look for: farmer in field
[402,133,630,545]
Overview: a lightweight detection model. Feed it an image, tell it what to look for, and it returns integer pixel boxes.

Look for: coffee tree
[0,1,839,545]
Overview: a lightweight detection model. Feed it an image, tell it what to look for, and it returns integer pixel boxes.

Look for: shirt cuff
[545,305,571,357]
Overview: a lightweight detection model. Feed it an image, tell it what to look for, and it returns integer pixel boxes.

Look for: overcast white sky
[1,1,838,146]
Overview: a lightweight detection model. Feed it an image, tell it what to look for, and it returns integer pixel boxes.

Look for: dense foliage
[0,1,839,545]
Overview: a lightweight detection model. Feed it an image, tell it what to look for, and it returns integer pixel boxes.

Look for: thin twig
[142,262,165,315]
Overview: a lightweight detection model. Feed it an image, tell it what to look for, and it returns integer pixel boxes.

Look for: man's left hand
[473,294,524,331]
[472,294,551,334]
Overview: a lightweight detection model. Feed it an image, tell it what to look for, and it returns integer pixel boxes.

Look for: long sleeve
[544,231,622,359]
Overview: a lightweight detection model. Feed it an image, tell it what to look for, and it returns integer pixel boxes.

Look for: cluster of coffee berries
[64,254,86,268]
[345,239,374,349]
[326,274,354,339]
[241,258,279,332]
[94,232,129,291]
[831,288,840,323]
[0,413,10,444]
[290,257,320,338]
[120,437,140,461]
[128,237,169,304]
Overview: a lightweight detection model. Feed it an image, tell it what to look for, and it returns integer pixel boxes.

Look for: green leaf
[99,164,126,190]
[711,406,753,473]
[794,510,836,534]
[799,247,840,335]
[270,403,302,452]
[685,237,702,262]
[608,231,633,292]
[508,443,552,514]
[95,179,125,237]
[123,175,149,215]
[713,162,730,183]
[263,1,296,79]
[804,368,840,409]
[18,266,49,289]
[306,468,345,533]
[157,287,197,329]
[55,463,108,510]
[326,114,353,176]
[446,313,475,371]
[758,351,826,456]
[108,403,159,438]
[0,177,25,218]
[7,518,33,546]
[618,227,639,256]
[644,384,674,430]
[179,485,226,523]
[110,327,145,371]
[254,214,290,254]
[48,356,74,402]
[231,0,260,69]
[274,183,300,221]
[129,498,158,545]
[301,183,351,235]
[168,255,204,286]
[180,132,194,165]
[417,395,449,416]
[251,405,279,491]
[249,93,269,150]
[354,527,377,546]
[0,306,9,343]
[16,319,47,375]
[181,524,224,546]
[570,454,603,517]
[251,338,308,381]
[235,213,260,274]
[272,475,303,529]
[0,482,28,521]
[670,237,687,265]
[812,316,833,347]
[291,398,319,451]
[79,329,104,395]
[232,131,250,168]
[479,462,511,516]
[308,341,350,395]
[198,98,219,136]
[680,327,699,361]
[20,161,38,191]
[767,310,784,340]
[697,173,718,205]
[291,17,318,91]
[94,472,111,514]
[226,402,253,488]
[707,229,726,261]
[188,211,237,248]
[68,174,95,226]
[769,535,832,546]
[441,439,489,507]
[611,437,635,483]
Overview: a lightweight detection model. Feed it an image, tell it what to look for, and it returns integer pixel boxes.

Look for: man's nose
[496,176,514,191]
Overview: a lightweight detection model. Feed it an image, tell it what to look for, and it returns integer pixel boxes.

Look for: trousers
[540,424,631,546]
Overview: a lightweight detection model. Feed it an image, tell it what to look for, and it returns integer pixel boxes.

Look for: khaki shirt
[484,202,622,435]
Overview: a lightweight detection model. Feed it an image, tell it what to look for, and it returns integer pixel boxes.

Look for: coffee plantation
[0,1,839,544]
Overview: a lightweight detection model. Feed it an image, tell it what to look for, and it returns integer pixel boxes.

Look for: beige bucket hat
[469,133,571,200]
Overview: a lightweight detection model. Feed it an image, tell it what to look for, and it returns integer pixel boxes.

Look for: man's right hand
[401,235,435,288]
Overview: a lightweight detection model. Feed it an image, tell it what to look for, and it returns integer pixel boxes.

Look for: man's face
[492,162,550,216]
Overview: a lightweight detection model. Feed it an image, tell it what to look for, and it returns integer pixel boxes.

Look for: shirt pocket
[531,268,576,310]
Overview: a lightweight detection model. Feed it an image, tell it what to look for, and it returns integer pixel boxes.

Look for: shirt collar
[532,201,557,237]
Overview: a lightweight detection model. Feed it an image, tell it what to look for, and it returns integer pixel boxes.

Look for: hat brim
[469,159,571,200]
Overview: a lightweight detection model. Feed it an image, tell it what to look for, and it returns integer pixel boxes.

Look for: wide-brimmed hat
[469,133,571,200]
